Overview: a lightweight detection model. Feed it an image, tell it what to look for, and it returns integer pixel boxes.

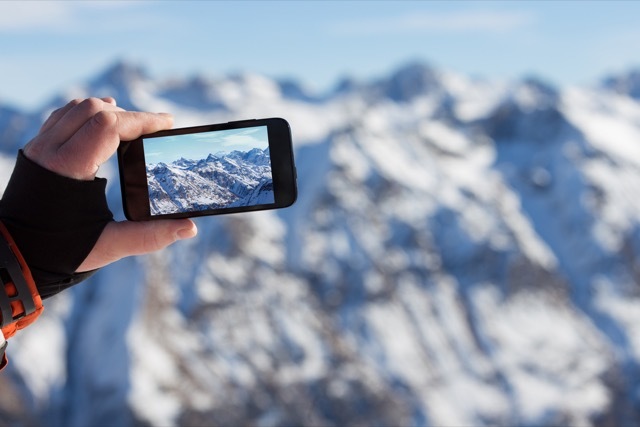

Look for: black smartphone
[117,118,297,221]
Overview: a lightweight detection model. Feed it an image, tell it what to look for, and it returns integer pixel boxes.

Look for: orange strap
[0,221,43,340]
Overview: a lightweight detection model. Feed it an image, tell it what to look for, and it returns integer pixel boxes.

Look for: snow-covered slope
[147,148,274,215]
[1,61,640,426]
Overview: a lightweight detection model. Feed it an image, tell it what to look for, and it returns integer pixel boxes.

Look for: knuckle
[23,141,45,163]
[91,110,118,129]
[70,97,107,121]
[47,107,64,118]
[80,97,105,114]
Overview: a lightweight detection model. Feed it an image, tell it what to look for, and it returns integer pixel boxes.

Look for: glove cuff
[0,151,113,298]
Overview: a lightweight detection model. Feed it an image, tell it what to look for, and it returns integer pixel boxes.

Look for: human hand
[23,97,197,272]
[24,97,167,180]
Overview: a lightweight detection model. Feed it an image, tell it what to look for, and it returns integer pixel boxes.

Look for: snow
[561,88,640,253]
[238,211,286,265]
[495,187,559,270]
[594,277,640,360]
[2,60,640,426]
[472,285,611,423]
[563,88,640,165]
[442,72,509,122]
[419,120,472,155]
[0,154,15,196]
[147,147,274,215]
[582,160,640,251]
[127,327,182,426]
[8,295,71,404]
[357,132,435,192]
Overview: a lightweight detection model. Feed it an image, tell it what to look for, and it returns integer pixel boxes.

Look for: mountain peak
[324,61,442,101]
[277,78,317,102]
[82,60,151,110]
[332,76,361,95]
[90,60,150,89]
[391,61,438,93]
[371,61,441,102]
[513,76,559,109]
[601,69,640,100]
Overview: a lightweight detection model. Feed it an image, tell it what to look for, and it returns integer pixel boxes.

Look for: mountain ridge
[0,59,640,426]
[146,146,274,215]
[3,59,640,115]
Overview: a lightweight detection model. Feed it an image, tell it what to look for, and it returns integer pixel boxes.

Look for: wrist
[0,150,113,298]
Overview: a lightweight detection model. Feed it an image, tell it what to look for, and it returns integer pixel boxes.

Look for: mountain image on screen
[146,147,274,215]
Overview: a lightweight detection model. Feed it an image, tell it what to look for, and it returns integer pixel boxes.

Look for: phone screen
[118,118,297,221]
[143,125,275,216]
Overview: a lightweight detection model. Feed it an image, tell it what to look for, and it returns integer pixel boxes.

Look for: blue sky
[143,125,269,165]
[0,1,639,110]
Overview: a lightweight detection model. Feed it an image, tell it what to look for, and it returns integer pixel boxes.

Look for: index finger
[111,110,174,141]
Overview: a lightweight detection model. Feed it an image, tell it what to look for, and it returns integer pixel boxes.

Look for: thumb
[77,219,197,272]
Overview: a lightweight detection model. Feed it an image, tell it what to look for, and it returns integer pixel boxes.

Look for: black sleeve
[0,151,114,299]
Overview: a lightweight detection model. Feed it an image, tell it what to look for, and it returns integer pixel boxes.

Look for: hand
[25,97,166,181]
[23,97,197,272]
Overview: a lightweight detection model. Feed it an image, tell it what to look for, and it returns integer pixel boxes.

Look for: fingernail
[176,225,197,240]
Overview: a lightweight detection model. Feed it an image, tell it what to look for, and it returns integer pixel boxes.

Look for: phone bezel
[118,118,297,221]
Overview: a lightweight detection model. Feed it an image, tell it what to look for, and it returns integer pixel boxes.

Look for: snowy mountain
[602,70,640,101]
[1,60,640,426]
[147,148,274,215]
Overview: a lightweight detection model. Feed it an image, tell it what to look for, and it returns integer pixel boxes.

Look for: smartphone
[118,118,297,221]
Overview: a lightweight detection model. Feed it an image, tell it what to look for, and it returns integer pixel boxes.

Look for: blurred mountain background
[1,2,640,426]
[1,57,640,427]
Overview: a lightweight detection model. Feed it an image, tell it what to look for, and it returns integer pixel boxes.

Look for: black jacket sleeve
[0,150,114,299]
